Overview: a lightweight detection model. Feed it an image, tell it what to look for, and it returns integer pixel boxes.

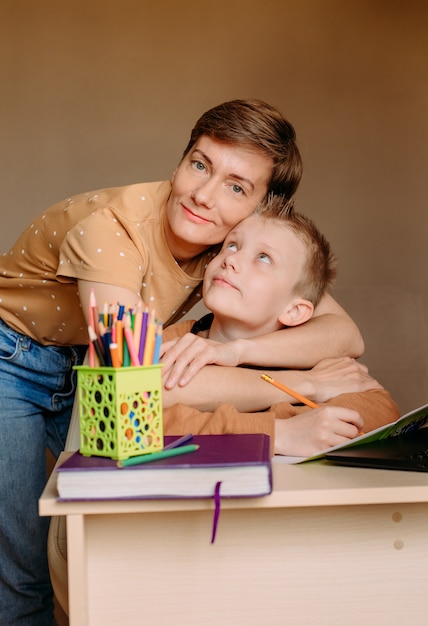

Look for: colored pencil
[101,329,113,367]
[115,305,124,366]
[109,342,121,368]
[138,305,149,364]
[88,290,97,367]
[118,444,199,468]
[163,434,193,450]
[88,325,106,366]
[86,295,162,368]
[142,310,156,366]
[152,323,163,364]
[133,302,143,351]
[123,314,141,366]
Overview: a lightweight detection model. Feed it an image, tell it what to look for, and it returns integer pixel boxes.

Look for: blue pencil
[152,323,163,364]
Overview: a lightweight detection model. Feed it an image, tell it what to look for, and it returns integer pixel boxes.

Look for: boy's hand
[160,334,242,389]
[274,406,364,456]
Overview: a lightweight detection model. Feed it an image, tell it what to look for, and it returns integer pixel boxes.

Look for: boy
[48,196,398,616]
[161,196,398,456]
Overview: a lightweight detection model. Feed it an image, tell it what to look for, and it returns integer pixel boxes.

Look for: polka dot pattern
[0,181,213,345]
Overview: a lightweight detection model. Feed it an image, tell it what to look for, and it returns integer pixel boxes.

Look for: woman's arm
[78,280,141,326]
[245,292,365,366]
[162,293,364,389]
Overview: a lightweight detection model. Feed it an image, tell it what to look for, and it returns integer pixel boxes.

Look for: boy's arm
[163,403,277,456]
[162,293,364,389]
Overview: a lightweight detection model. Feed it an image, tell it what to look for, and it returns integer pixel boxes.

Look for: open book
[274,402,428,465]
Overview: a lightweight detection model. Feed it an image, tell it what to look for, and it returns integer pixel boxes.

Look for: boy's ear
[278,299,314,327]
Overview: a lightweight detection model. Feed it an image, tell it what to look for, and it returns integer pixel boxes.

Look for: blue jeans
[0,319,86,625]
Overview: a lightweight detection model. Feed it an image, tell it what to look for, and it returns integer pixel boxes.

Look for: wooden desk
[40,453,428,626]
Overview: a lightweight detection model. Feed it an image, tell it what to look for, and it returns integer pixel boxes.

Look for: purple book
[56,434,272,501]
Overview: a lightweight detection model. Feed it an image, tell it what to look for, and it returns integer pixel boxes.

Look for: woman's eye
[193,160,206,171]
[231,184,243,195]
[257,253,272,264]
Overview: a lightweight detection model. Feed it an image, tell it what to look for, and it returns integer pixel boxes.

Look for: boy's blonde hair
[254,195,337,308]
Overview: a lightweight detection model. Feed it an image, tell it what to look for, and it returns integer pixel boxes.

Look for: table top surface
[39,451,428,517]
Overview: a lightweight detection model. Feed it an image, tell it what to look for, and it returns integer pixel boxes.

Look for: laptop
[325,426,428,472]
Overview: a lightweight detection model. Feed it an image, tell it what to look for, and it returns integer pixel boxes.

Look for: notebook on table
[325,425,428,472]
[275,402,428,465]
[56,433,272,501]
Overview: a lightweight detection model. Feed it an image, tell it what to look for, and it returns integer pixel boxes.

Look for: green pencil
[118,444,199,468]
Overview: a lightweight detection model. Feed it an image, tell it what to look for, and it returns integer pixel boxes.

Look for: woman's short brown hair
[182,99,303,201]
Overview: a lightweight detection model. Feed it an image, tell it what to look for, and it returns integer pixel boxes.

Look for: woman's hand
[304,357,383,402]
[161,333,243,389]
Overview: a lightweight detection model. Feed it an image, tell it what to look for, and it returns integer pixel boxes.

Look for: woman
[0,99,362,625]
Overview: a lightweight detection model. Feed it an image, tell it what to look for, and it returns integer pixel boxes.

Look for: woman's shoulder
[112,180,172,216]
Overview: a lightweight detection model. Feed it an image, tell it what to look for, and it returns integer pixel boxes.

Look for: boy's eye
[225,242,238,252]
[257,253,272,264]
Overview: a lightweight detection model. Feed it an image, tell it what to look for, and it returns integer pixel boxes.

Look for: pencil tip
[89,289,97,306]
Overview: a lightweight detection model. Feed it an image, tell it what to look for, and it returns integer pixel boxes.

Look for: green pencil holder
[74,365,164,461]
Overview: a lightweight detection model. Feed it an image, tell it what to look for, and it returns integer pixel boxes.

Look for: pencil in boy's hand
[261,374,319,409]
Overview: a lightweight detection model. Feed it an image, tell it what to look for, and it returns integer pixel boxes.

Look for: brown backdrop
[1,0,427,413]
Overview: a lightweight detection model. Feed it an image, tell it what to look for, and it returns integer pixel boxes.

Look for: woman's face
[165,136,273,261]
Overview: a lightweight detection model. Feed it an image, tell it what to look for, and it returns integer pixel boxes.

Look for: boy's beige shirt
[163,320,400,455]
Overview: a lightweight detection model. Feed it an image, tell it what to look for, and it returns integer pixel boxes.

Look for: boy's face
[165,136,272,261]
[203,214,309,337]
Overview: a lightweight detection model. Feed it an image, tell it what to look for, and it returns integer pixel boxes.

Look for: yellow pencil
[261,374,319,408]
